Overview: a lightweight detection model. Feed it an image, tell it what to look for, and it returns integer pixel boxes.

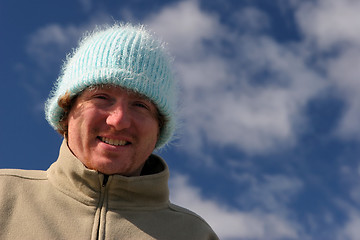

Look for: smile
[99,137,130,146]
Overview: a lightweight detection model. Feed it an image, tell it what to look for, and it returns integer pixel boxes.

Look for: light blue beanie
[45,24,176,149]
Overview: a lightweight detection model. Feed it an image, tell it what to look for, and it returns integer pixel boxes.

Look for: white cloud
[296,0,360,50]
[237,174,303,213]
[333,163,360,239]
[296,0,360,141]
[26,13,114,70]
[26,24,82,69]
[340,212,360,240]
[145,0,221,58]
[169,173,302,240]
[327,47,360,140]
[146,0,326,155]
[335,199,360,240]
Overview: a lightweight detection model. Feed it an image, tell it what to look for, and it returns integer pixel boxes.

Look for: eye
[88,93,113,106]
[134,101,149,110]
[93,94,109,100]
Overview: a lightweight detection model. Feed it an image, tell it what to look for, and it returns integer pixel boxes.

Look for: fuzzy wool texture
[45,24,177,148]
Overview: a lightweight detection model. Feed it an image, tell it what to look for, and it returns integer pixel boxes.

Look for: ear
[57,116,69,140]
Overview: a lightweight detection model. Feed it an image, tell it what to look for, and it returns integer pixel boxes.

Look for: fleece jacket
[0,140,218,240]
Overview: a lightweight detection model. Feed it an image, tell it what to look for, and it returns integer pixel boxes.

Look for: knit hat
[45,24,176,149]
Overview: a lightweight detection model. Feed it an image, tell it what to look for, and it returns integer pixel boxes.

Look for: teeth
[100,137,128,146]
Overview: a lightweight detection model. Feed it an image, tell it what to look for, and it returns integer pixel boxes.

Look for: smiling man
[65,86,160,176]
[0,24,218,239]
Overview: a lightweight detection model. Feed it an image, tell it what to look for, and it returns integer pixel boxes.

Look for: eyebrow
[87,86,155,106]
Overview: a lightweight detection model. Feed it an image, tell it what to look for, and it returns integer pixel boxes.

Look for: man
[0,24,218,239]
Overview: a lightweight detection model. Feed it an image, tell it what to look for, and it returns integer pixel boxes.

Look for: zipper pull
[102,175,109,187]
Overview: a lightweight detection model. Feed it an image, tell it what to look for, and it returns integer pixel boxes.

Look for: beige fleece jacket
[0,141,218,240]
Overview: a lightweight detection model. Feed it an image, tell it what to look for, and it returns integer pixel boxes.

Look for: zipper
[92,174,109,240]
[102,175,109,187]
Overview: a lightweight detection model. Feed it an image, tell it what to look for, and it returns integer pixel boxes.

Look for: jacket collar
[47,140,170,209]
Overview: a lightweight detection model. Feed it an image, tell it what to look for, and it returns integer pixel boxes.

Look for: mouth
[98,136,131,146]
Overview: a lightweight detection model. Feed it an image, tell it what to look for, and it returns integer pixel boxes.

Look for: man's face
[66,86,159,176]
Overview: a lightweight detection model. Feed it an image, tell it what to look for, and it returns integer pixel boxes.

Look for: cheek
[67,118,82,148]
[145,121,160,144]
[67,110,92,142]
[68,112,82,132]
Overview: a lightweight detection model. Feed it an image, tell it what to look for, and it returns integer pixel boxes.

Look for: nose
[106,103,131,130]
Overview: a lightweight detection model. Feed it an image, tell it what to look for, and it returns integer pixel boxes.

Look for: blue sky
[2,0,360,239]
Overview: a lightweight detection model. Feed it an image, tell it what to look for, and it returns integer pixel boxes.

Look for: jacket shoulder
[0,169,47,180]
[169,203,207,222]
[168,203,219,239]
